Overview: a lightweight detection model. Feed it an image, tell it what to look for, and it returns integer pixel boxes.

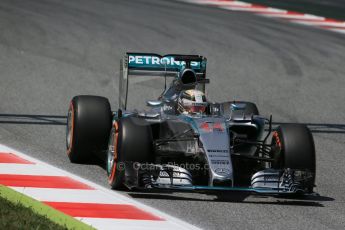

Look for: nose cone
[193,117,234,185]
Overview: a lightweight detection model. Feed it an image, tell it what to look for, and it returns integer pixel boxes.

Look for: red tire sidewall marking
[67,101,75,156]
[273,131,282,149]
[108,122,119,183]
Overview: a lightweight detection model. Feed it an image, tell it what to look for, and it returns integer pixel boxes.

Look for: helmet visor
[190,105,206,113]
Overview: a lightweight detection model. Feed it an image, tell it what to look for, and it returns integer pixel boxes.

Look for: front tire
[66,95,112,163]
[107,117,153,189]
[272,124,316,192]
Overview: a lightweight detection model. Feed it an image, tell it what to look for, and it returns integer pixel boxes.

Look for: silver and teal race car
[66,53,316,195]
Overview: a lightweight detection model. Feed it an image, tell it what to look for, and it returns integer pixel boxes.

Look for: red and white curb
[0,144,200,230]
[180,0,345,35]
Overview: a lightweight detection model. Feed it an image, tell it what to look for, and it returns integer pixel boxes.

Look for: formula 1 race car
[66,53,316,195]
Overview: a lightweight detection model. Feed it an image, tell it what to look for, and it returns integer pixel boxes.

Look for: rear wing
[119,53,207,110]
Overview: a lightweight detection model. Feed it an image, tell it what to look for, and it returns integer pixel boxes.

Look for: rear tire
[66,95,112,163]
[272,124,316,192]
[107,117,153,189]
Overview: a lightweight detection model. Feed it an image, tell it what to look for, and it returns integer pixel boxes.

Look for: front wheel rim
[66,102,74,154]
[107,124,119,183]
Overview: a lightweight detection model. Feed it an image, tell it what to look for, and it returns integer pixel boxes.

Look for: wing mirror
[147,100,163,107]
[231,103,246,110]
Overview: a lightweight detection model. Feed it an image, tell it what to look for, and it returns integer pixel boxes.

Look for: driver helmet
[178,89,208,114]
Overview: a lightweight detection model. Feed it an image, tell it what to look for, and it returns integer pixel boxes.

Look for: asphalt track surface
[1,0,345,229]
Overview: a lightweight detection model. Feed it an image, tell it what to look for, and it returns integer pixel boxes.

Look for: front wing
[123,163,314,195]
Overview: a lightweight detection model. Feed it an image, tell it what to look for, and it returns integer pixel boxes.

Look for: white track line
[292,21,345,28]
[260,13,324,20]
[329,28,345,34]
[76,218,184,230]
[0,164,64,176]
[11,187,129,204]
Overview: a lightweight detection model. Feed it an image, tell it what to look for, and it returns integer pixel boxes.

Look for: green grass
[0,185,94,230]
[0,196,67,230]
